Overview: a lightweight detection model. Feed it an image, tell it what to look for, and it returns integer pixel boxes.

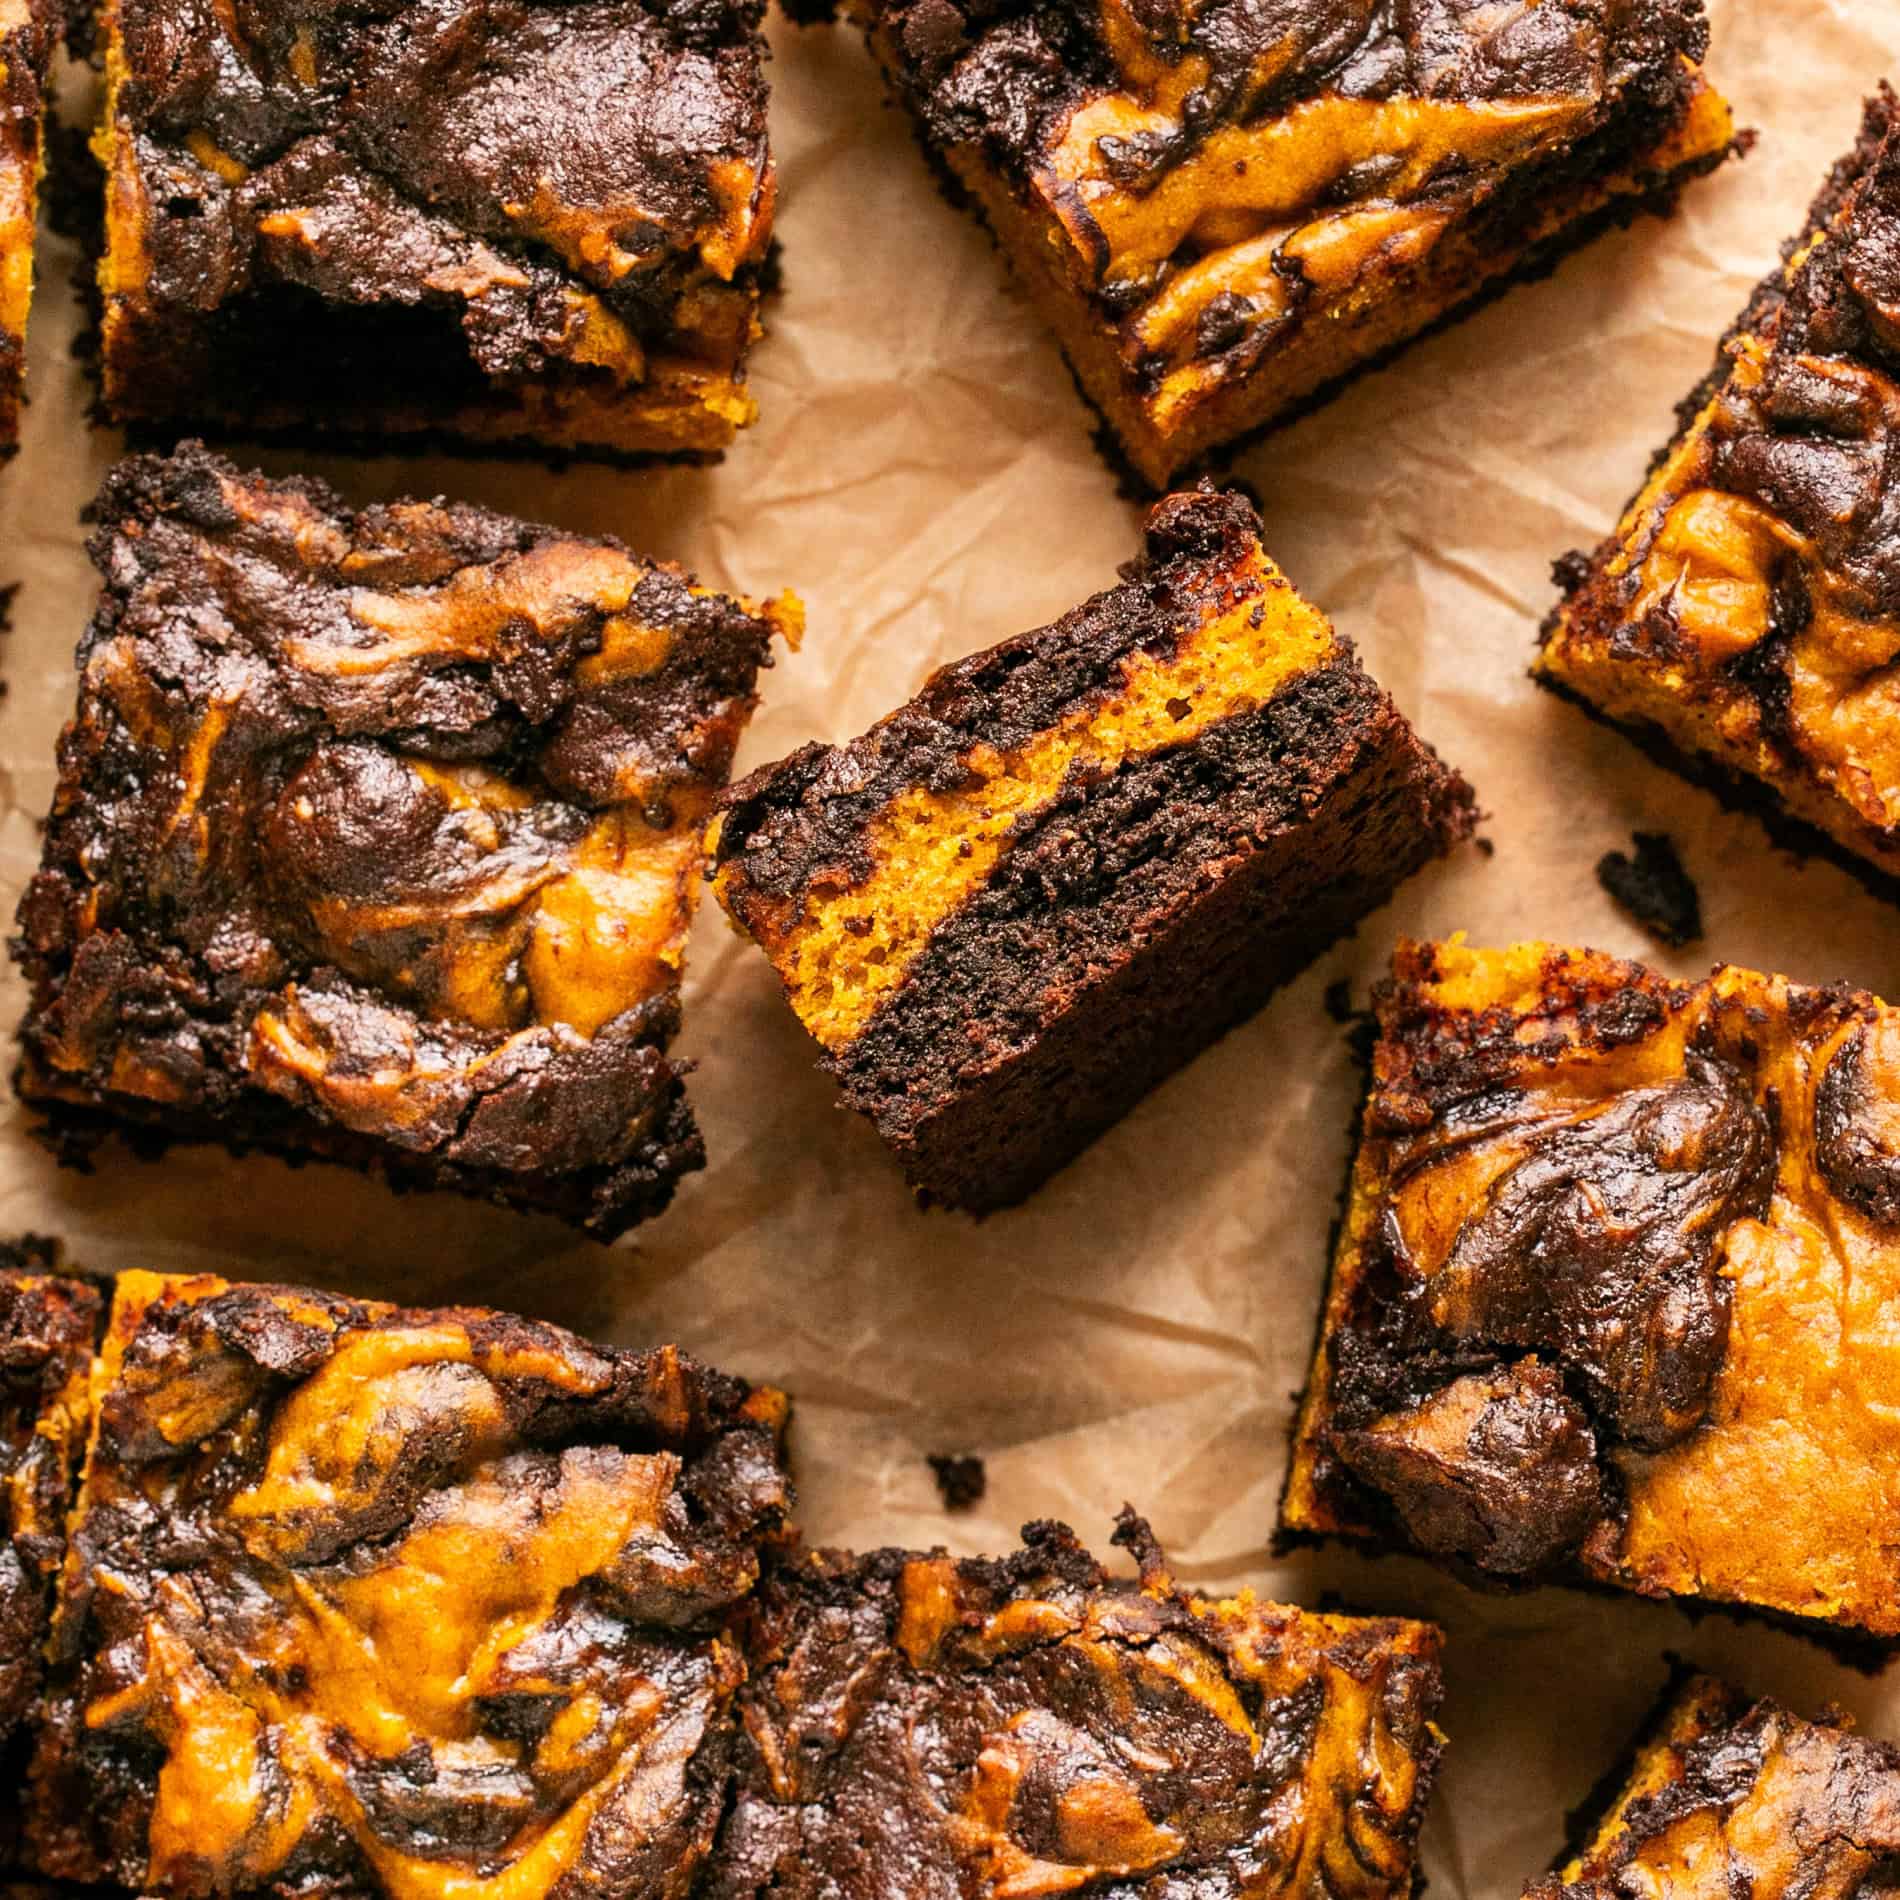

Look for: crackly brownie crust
[1531,1674,1900,1897]
[710,488,1474,1210]
[11,443,794,1237]
[91,0,776,457]
[24,1269,791,1900]
[0,0,59,452]
[823,0,1736,486]
[1541,88,1900,888]
[1282,937,1900,1641]
[707,1512,1444,1899]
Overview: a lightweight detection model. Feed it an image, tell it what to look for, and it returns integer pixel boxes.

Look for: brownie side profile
[824,0,1736,486]
[0,1243,101,1856]
[24,1269,792,1899]
[710,487,1475,1210]
[1541,88,1900,890]
[0,0,57,450]
[706,1512,1445,1899]
[11,444,795,1238]
[1282,937,1900,1641]
[1529,1674,1900,1897]
[89,0,776,458]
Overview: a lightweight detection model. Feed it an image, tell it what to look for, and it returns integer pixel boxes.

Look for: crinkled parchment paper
[2,2,1897,1887]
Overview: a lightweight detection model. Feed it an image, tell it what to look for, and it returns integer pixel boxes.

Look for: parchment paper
[2,3,1897,1887]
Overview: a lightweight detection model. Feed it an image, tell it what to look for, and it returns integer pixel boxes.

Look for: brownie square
[820,0,1737,487]
[1530,1673,1900,1897]
[12,444,797,1237]
[1541,88,1900,891]
[24,1268,791,1898]
[90,0,777,457]
[0,1242,101,1846]
[709,487,1475,1210]
[0,0,57,451]
[1282,937,1900,1642]
[706,1513,1444,1899]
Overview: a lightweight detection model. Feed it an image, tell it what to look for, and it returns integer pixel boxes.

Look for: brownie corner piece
[1282,935,1900,1642]
[0,1240,101,1758]
[1532,1672,1900,1897]
[1539,85,1900,889]
[710,485,1474,1211]
[0,0,58,453]
[844,0,1736,486]
[26,1266,791,1896]
[91,0,777,458]
[709,1514,1443,1898]
[11,443,796,1237]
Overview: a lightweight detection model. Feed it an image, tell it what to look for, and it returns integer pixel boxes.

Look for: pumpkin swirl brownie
[0,1244,100,1844]
[18,1266,791,1900]
[11,444,797,1237]
[0,0,56,453]
[808,0,1737,488]
[1528,1673,1900,1898]
[1283,937,1900,1642]
[85,0,777,457]
[705,1512,1444,1899]
[1542,88,1900,888]
[708,487,1475,1211]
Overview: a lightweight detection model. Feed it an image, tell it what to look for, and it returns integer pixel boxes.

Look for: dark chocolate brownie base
[835,660,1475,1209]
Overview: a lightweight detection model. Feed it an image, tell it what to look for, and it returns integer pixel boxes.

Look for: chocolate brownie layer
[710,488,1474,1209]
[1283,938,1900,1640]
[707,1513,1444,1899]
[1532,1674,1900,1898]
[91,0,776,456]
[1542,88,1900,885]
[12,444,795,1237]
[818,0,1736,485]
[25,1269,791,1900]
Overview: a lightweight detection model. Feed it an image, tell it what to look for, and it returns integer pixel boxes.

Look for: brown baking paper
[3,1,1897,1887]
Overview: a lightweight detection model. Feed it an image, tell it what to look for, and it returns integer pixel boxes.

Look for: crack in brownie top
[1544,87,1900,865]
[28,1269,791,1900]
[708,487,1346,1052]
[869,0,1713,410]
[707,1512,1443,1898]
[1292,938,1900,1635]
[100,0,774,386]
[11,444,792,1232]
[1531,1676,1900,1899]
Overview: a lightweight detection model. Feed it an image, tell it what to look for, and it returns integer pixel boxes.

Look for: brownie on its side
[1530,1674,1900,1897]
[0,0,55,452]
[88,0,777,458]
[709,487,1475,1211]
[814,0,1736,488]
[707,1513,1444,1899]
[12,444,797,1237]
[1282,938,1900,1642]
[1542,88,1900,889]
[24,1268,791,1900]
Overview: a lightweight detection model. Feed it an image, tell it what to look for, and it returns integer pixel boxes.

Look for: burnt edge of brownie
[11,443,779,1240]
[1539,86,1898,843]
[712,1510,1446,1899]
[26,1272,794,1892]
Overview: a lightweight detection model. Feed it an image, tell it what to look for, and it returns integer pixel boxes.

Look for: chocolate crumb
[1597,832,1703,947]
[1476,836,1496,858]
[927,1452,986,1510]
[1324,978,1356,1024]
